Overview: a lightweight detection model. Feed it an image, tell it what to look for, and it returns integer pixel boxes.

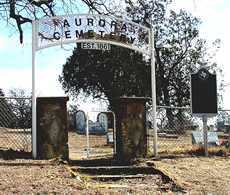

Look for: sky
[0,0,230,111]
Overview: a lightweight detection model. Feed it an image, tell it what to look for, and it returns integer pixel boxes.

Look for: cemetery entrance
[69,110,116,159]
[32,13,157,159]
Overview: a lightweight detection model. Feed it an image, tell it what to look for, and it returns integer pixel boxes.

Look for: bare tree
[8,88,32,129]
[0,0,116,43]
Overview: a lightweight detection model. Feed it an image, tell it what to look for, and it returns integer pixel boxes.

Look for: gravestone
[192,131,219,145]
[36,97,69,159]
[89,121,106,134]
[97,112,108,132]
[75,110,86,133]
[97,112,115,144]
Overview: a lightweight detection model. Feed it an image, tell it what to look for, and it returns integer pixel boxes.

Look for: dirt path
[0,159,178,194]
[0,157,229,194]
[154,156,230,195]
[0,160,87,194]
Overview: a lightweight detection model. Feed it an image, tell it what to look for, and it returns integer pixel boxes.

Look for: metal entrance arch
[32,13,157,158]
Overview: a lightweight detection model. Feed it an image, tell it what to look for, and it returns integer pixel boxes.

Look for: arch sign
[33,14,151,54]
[31,14,157,158]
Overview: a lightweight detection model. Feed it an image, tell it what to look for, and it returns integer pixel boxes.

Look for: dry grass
[148,130,230,157]
[0,127,31,152]
[0,130,229,194]
[154,156,230,195]
[68,132,114,160]
[1,128,229,159]
[188,145,230,156]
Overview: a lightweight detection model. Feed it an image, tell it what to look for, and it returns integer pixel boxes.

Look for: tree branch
[9,0,32,43]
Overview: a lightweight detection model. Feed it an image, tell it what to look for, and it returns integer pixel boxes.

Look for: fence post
[112,112,116,155]
[202,115,208,156]
[86,112,90,158]
[32,20,37,159]
[150,27,158,157]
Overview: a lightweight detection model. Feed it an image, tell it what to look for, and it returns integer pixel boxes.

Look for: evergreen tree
[59,1,222,131]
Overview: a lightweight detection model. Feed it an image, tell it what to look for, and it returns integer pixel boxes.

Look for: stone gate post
[36,97,69,159]
[114,97,148,161]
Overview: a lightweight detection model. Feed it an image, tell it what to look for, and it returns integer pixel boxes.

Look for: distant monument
[75,110,86,133]
[75,110,107,134]
[97,112,108,132]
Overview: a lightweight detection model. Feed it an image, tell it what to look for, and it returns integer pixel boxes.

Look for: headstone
[107,128,114,144]
[89,121,106,134]
[75,110,86,133]
[192,131,219,145]
[97,112,108,132]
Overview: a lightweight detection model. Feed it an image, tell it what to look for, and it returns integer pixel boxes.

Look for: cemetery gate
[32,13,157,158]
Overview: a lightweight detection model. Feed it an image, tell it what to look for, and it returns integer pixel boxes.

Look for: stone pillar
[36,97,69,160]
[114,97,148,161]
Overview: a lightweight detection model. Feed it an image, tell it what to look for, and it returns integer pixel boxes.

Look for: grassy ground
[0,159,180,194]
[0,156,229,194]
[68,130,195,159]
[0,130,230,194]
[154,156,230,195]
[68,132,114,160]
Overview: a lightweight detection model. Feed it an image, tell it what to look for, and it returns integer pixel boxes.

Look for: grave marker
[192,131,219,146]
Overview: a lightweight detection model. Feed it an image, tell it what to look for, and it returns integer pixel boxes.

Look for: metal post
[150,27,158,157]
[112,112,116,155]
[32,20,37,159]
[86,112,90,158]
[202,115,208,156]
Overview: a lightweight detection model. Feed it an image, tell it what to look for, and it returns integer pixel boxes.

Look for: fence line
[157,105,191,109]
[147,106,230,155]
[0,97,32,152]
[1,94,228,157]
[0,96,31,100]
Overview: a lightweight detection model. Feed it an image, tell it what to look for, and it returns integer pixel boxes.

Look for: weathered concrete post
[114,97,148,161]
[36,97,69,159]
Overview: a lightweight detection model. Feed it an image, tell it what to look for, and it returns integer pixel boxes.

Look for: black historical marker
[191,68,218,115]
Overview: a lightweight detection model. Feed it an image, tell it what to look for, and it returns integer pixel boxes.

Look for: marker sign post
[32,14,158,158]
[191,68,218,156]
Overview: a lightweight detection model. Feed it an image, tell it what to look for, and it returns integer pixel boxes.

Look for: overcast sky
[0,0,230,110]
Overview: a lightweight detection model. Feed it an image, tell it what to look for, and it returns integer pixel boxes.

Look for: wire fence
[69,106,230,159]
[147,106,230,155]
[0,96,32,152]
[147,106,194,154]
[2,94,227,158]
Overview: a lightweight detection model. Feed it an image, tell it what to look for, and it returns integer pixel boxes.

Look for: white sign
[34,14,150,54]
[81,42,111,50]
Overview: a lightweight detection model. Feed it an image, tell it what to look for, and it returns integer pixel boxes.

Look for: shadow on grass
[69,156,138,167]
[69,146,230,166]
[0,149,32,160]
[152,145,230,160]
